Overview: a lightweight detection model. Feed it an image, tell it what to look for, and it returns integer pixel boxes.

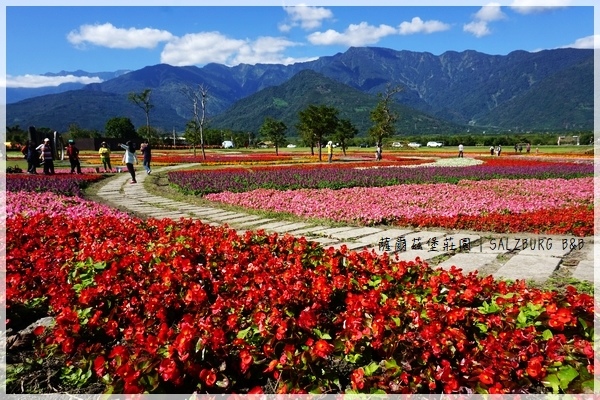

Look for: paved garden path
[95,164,596,285]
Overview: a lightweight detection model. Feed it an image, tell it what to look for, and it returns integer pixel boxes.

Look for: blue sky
[3,1,597,89]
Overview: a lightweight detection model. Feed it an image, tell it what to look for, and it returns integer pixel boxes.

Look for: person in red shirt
[66,139,82,174]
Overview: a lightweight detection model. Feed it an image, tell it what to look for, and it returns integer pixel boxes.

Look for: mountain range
[6,46,593,134]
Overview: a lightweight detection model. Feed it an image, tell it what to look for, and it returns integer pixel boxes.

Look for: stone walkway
[95,165,596,284]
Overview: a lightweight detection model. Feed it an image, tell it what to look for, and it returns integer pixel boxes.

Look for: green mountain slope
[209,70,465,136]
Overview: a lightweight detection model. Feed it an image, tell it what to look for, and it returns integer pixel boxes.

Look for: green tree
[137,125,161,144]
[6,125,28,145]
[128,89,154,141]
[297,104,339,161]
[334,118,357,156]
[184,120,203,156]
[369,85,402,146]
[105,117,137,139]
[259,117,287,155]
[67,123,100,139]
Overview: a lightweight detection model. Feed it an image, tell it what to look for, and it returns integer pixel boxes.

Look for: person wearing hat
[326,141,334,163]
[66,139,82,174]
[36,138,55,175]
[98,141,112,172]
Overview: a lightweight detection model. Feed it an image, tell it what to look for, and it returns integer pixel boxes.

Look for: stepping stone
[271,222,311,233]
[570,260,594,282]
[330,227,382,240]
[330,242,371,252]
[311,227,356,237]
[401,231,448,251]
[493,255,560,282]
[203,212,243,221]
[518,237,573,257]
[236,218,275,228]
[394,249,445,262]
[435,253,499,274]
[478,239,513,254]
[355,228,414,245]
[191,209,232,216]
[226,215,264,224]
[285,226,329,236]
[306,237,339,245]
[256,221,302,231]
[441,233,481,252]
[218,213,252,221]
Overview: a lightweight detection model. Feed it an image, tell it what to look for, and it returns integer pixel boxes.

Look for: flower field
[5,154,597,394]
[204,177,594,236]
[168,158,594,236]
[6,190,596,394]
[169,158,593,195]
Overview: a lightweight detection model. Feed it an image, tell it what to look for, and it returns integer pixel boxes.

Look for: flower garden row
[167,158,594,236]
[6,188,596,394]
[168,158,593,195]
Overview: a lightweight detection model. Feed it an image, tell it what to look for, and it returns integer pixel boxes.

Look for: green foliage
[259,117,287,155]
[104,117,137,140]
[369,86,402,144]
[297,104,339,161]
[334,119,357,155]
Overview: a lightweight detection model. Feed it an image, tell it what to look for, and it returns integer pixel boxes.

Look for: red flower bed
[390,205,594,237]
[7,211,595,394]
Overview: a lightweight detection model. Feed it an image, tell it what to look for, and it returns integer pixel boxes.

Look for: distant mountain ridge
[6,69,130,103]
[6,47,593,132]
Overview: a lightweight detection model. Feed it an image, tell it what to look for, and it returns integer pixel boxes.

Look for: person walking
[36,138,55,175]
[497,145,502,156]
[375,143,382,161]
[99,141,113,172]
[119,141,138,183]
[458,143,464,158]
[326,141,333,163]
[25,140,39,174]
[66,139,82,174]
[140,140,152,173]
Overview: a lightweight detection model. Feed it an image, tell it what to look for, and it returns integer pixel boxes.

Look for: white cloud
[509,0,571,14]
[560,35,598,49]
[463,21,491,38]
[161,32,307,66]
[308,22,397,46]
[281,4,333,31]
[474,3,507,22]
[67,23,173,49]
[232,36,305,65]
[463,3,506,38]
[6,74,103,88]
[161,32,246,66]
[398,17,450,35]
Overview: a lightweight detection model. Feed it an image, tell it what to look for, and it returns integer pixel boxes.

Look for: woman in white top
[119,141,138,183]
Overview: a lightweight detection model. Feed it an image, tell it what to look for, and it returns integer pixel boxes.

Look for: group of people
[117,140,152,184]
[21,138,152,180]
[489,145,503,156]
[22,138,60,175]
[514,143,531,153]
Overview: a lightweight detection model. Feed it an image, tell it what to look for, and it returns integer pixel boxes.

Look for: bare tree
[181,84,209,160]
[127,89,154,141]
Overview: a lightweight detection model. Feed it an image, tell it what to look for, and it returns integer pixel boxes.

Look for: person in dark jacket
[25,141,40,174]
[66,139,82,174]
